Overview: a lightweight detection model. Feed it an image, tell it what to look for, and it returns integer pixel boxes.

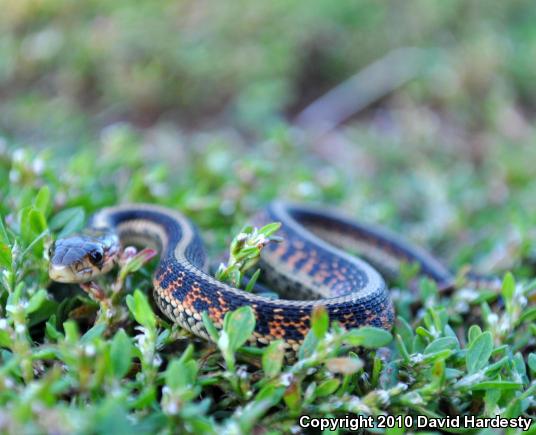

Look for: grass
[1,0,536,433]
[0,134,534,434]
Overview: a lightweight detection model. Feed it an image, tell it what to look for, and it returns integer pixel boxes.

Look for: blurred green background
[0,0,535,272]
[2,1,535,140]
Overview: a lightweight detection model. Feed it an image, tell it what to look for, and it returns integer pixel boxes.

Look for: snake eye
[89,249,103,265]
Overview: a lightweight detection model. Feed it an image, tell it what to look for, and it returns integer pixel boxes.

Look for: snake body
[49,202,497,350]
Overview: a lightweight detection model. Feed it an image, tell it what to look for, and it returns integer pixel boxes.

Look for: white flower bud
[84,344,96,357]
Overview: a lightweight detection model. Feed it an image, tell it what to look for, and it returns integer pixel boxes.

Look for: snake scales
[48,202,499,350]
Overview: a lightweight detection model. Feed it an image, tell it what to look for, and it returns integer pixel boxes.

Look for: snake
[48,201,500,350]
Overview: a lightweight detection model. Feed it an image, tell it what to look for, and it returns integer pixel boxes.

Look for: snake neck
[89,204,208,272]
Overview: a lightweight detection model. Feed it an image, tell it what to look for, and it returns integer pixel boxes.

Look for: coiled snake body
[49,202,497,350]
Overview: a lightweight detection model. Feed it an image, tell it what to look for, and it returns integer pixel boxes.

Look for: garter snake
[48,202,499,350]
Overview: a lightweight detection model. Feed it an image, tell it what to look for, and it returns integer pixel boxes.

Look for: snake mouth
[48,264,76,283]
[48,264,95,283]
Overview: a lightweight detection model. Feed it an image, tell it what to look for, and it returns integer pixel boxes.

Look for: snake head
[48,230,120,283]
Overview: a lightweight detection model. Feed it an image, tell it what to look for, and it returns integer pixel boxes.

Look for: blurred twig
[294,47,435,138]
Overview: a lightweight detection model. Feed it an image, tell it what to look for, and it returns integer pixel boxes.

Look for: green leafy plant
[215,222,281,290]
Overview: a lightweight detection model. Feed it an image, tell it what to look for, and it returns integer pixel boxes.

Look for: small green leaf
[395,334,411,362]
[432,359,445,378]
[201,311,220,342]
[226,268,241,288]
[316,378,341,397]
[178,343,195,364]
[0,243,12,271]
[32,347,60,360]
[484,388,501,414]
[34,186,50,215]
[471,381,522,391]
[0,330,12,348]
[512,352,527,381]
[262,340,285,378]
[311,305,329,339]
[445,368,463,379]
[240,225,254,235]
[483,355,509,376]
[298,329,318,360]
[518,306,536,324]
[443,325,459,344]
[8,282,23,306]
[25,289,48,315]
[420,278,439,301]
[234,247,260,260]
[528,353,536,373]
[110,329,133,378]
[126,289,156,330]
[223,306,256,352]
[258,222,281,237]
[415,326,434,340]
[431,359,445,385]
[121,248,157,275]
[0,216,10,244]
[218,331,231,363]
[255,384,285,405]
[45,319,63,341]
[283,382,301,414]
[49,207,85,238]
[344,326,392,348]
[166,357,198,391]
[427,306,448,334]
[422,348,454,363]
[29,208,47,235]
[236,400,275,434]
[81,323,106,343]
[467,325,482,344]
[19,206,33,245]
[244,269,261,292]
[466,331,493,374]
[395,316,414,353]
[424,337,458,355]
[63,321,80,343]
[501,272,515,306]
[413,335,427,353]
